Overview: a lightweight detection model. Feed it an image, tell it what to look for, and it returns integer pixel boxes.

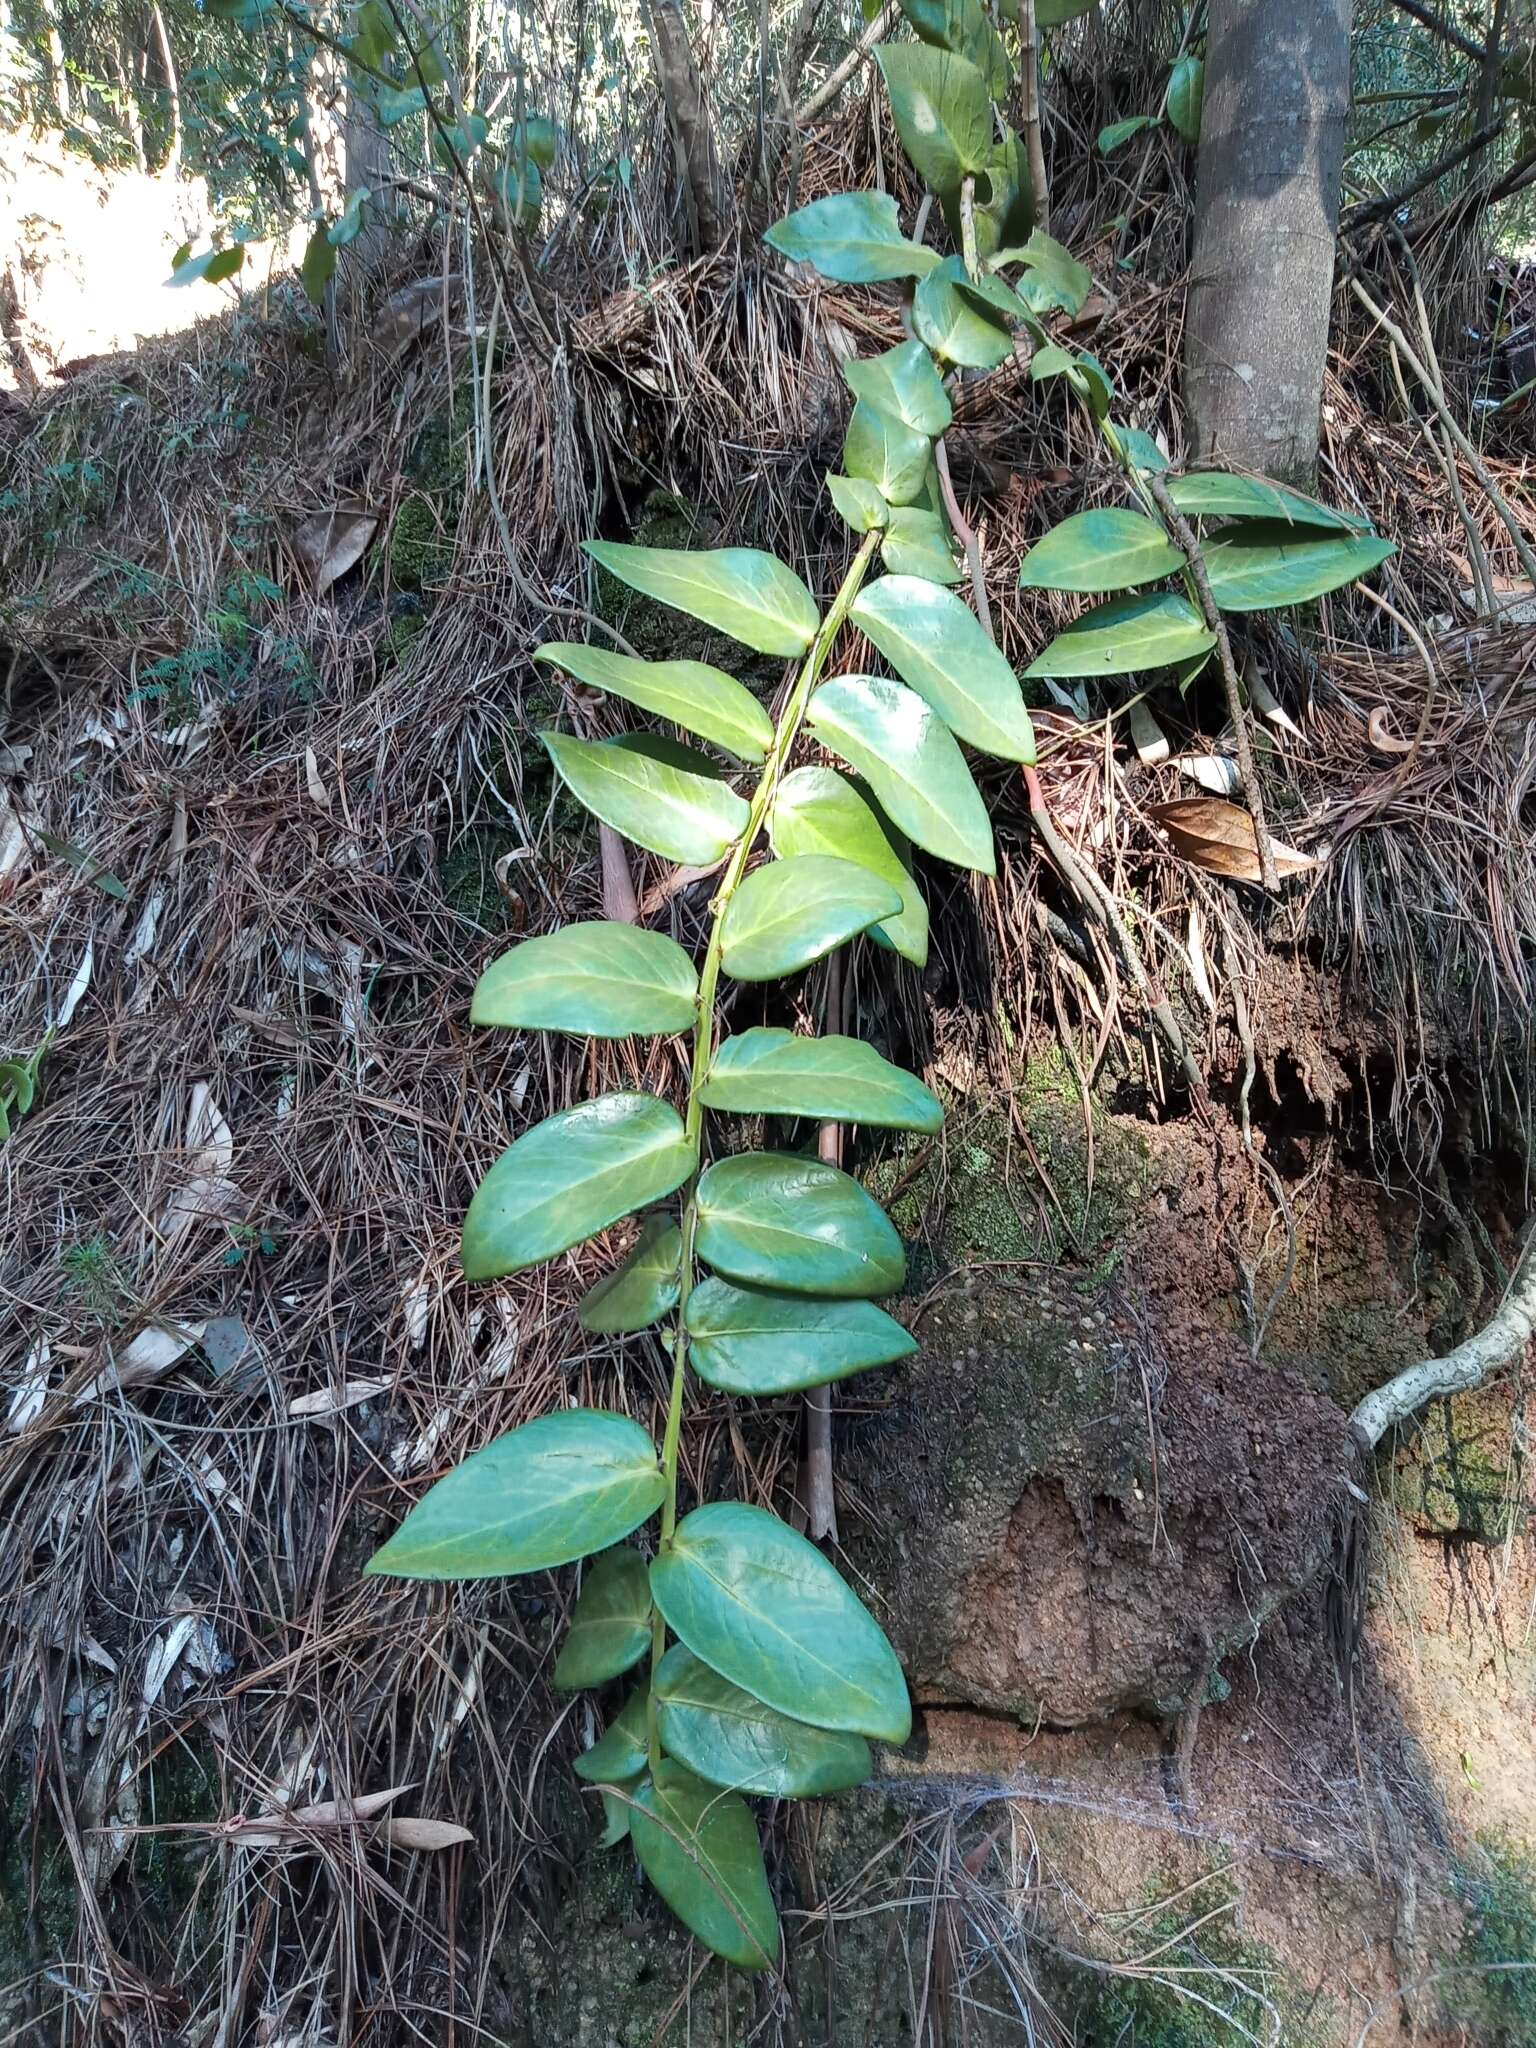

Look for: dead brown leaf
[382,1817,475,1852]
[1148,797,1319,884]
[293,503,379,593]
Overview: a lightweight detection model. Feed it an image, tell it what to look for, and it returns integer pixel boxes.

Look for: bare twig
[1386,0,1488,61]
[795,0,901,124]
[1340,121,1504,233]
[1017,0,1050,233]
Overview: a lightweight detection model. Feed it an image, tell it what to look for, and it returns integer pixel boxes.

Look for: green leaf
[374,82,429,126]
[1018,508,1185,593]
[764,191,941,283]
[686,1279,918,1396]
[877,44,993,202]
[914,256,1016,370]
[630,1761,779,1971]
[534,642,773,763]
[351,0,395,66]
[493,156,543,228]
[462,1092,695,1282]
[1031,344,1113,418]
[1164,472,1365,530]
[1025,592,1216,679]
[1201,522,1395,612]
[1118,426,1170,473]
[1167,54,1204,145]
[720,856,902,982]
[366,1410,665,1579]
[574,1681,650,1782]
[808,673,996,874]
[969,130,1035,259]
[513,114,560,169]
[700,1028,943,1130]
[554,1548,653,1690]
[897,0,1011,96]
[578,1216,683,1334]
[955,267,1029,327]
[328,186,370,248]
[852,576,1037,763]
[168,243,245,288]
[843,402,932,508]
[843,340,953,438]
[1036,0,1094,20]
[300,225,337,305]
[881,506,962,584]
[598,1790,631,1846]
[1098,113,1156,154]
[0,1060,36,1116]
[656,1645,872,1797]
[769,766,929,968]
[541,732,749,866]
[994,228,1092,316]
[651,1502,911,1741]
[695,1153,905,1297]
[827,473,889,534]
[471,922,698,1038]
[584,541,818,657]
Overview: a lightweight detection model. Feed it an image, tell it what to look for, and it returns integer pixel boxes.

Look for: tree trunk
[1183,0,1352,485]
[644,0,726,255]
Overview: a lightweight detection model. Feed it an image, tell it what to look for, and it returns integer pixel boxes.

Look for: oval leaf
[542,732,749,866]
[914,255,1016,370]
[997,227,1093,317]
[1024,592,1216,679]
[366,1410,665,1579]
[1164,472,1364,531]
[695,1153,905,1297]
[852,576,1037,763]
[764,191,941,284]
[534,643,773,763]
[808,673,996,874]
[1201,522,1395,613]
[843,401,932,508]
[877,43,993,200]
[769,766,929,967]
[719,856,902,982]
[575,1680,650,1782]
[471,922,698,1038]
[584,541,818,657]
[1149,797,1319,882]
[554,1547,654,1690]
[578,1215,683,1334]
[656,1644,872,1797]
[462,1093,694,1282]
[686,1278,917,1395]
[1167,53,1204,145]
[651,1502,911,1741]
[699,1028,943,1130]
[843,339,953,438]
[630,1760,779,1971]
[881,506,962,584]
[1017,508,1185,594]
[827,473,889,534]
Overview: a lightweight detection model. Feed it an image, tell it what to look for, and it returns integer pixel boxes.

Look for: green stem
[644,529,881,1769]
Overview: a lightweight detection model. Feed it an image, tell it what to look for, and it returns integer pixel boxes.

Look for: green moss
[389,492,456,595]
[0,1772,77,1988]
[1449,1835,1536,2046]
[440,826,521,932]
[1392,1391,1527,1545]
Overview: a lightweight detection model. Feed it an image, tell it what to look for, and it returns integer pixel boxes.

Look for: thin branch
[1341,121,1504,232]
[1017,0,1050,233]
[1387,0,1488,62]
[1350,1229,1536,1448]
[795,0,901,124]
[1145,473,1280,893]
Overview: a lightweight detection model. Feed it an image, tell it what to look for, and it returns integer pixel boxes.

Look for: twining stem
[644,528,881,1767]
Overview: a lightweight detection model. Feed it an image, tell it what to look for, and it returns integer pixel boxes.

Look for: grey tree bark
[1183,0,1353,485]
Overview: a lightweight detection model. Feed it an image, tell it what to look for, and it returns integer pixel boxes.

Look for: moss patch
[1449,1834,1536,2046]
[1391,1389,1528,1545]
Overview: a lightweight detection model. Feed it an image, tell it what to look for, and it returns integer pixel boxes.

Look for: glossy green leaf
[630,1761,779,1971]
[808,673,996,874]
[769,767,929,967]
[1018,508,1185,593]
[852,576,1037,763]
[578,1216,683,1334]
[597,1791,631,1847]
[584,541,819,657]
[534,643,773,763]
[764,191,941,283]
[720,857,901,982]
[541,732,748,867]
[1024,592,1216,679]
[877,44,993,201]
[897,0,1010,96]
[914,256,1016,369]
[374,82,429,125]
[1098,113,1156,154]
[1164,472,1365,531]
[471,922,698,1038]
[881,506,962,584]
[1117,426,1171,473]
[554,1547,653,1690]
[652,1502,911,1741]
[493,156,542,229]
[700,1028,942,1130]
[513,114,560,170]
[843,340,953,438]
[827,473,889,534]
[168,242,246,287]
[686,1278,918,1396]
[1202,522,1395,612]
[462,1092,694,1281]
[1030,344,1113,419]
[955,267,1028,327]
[995,228,1093,317]
[843,402,932,508]
[656,1645,872,1797]
[366,1410,665,1579]
[969,130,1035,260]
[695,1153,905,1297]
[574,1681,650,1782]
[1167,53,1204,145]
